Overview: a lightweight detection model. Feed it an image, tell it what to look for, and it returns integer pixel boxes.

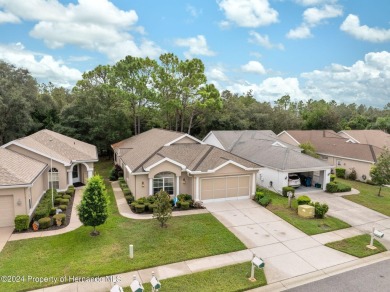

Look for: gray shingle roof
[0,148,47,186]
[6,129,98,165]
[339,130,390,149]
[209,130,330,171]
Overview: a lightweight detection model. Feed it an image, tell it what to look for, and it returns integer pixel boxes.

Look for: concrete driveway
[0,227,13,252]
[308,192,390,249]
[204,199,357,284]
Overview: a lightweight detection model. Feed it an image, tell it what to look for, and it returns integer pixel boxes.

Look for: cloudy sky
[0,0,389,107]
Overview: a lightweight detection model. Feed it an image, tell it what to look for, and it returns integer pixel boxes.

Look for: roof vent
[272,141,286,148]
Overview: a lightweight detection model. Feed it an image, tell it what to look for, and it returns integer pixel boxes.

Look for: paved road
[286,259,390,292]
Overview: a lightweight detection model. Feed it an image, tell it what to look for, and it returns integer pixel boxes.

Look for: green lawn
[123,262,267,292]
[326,234,387,258]
[338,178,390,216]
[0,159,246,291]
[261,189,350,235]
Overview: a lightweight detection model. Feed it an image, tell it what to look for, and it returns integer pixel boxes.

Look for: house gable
[147,160,184,178]
[203,132,225,150]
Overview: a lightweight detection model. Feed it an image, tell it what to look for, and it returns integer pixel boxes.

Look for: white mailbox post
[110,284,124,292]
[130,275,144,292]
[367,227,385,249]
[249,255,265,282]
[150,271,161,292]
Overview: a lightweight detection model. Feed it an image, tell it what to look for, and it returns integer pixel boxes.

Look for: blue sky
[1,0,389,107]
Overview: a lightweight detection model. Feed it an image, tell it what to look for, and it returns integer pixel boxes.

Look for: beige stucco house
[0,129,98,227]
[112,129,261,201]
[278,130,383,181]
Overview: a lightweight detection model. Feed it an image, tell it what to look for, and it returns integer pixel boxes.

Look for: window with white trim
[153,172,174,195]
[49,168,59,189]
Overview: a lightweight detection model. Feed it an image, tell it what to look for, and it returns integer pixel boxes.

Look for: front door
[72,165,80,183]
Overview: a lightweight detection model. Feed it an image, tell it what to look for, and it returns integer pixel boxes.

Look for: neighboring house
[203,130,332,193]
[1,129,98,191]
[0,149,48,227]
[338,130,390,149]
[112,128,261,202]
[278,130,383,181]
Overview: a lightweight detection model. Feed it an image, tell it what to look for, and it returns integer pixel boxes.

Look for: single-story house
[112,128,261,202]
[338,130,390,149]
[203,130,332,193]
[277,130,383,181]
[0,149,48,227]
[0,129,98,227]
[2,129,98,190]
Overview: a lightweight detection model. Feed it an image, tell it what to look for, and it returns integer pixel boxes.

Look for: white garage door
[200,176,250,201]
[0,196,15,227]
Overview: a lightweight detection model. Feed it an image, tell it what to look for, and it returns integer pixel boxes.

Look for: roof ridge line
[369,144,377,163]
[192,146,214,171]
[134,145,165,172]
[229,131,247,151]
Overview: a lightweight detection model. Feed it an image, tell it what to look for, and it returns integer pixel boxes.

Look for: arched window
[153,172,174,195]
[49,168,59,189]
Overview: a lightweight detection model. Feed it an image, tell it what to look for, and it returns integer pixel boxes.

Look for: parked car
[288,173,301,188]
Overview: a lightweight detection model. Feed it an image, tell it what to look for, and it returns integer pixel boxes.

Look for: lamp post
[49,138,54,208]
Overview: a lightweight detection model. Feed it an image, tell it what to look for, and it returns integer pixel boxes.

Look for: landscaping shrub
[53,213,66,225]
[54,198,62,205]
[135,204,145,213]
[38,217,52,229]
[66,186,74,196]
[130,202,137,211]
[297,195,311,205]
[181,201,190,210]
[282,186,295,197]
[14,215,30,232]
[147,195,156,204]
[33,207,49,221]
[326,182,339,193]
[257,187,279,197]
[337,182,351,192]
[136,197,147,204]
[63,194,71,200]
[258,196,271,207]
[330,174,336,182]
[59,205,67,211]
[118,177,125,183]
[49,207,57,216]
[149,203,157,212]
[177,194,192,201]
[309,202,329,218]
[109,167,118,181]
[123,188,132,196]
[125,195,134,204]
[335,168,346,178]
[348,168,357,180]
[144,202,151,212]
[60,198,69,205]
[255,191,264,202]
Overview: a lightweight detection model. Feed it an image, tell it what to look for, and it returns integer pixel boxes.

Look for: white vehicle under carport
[288,174,301,188]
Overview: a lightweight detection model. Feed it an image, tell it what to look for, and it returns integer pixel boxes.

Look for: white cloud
[0,42,82,87]
[0,10,20,23]
[207,67,229,82]
[301,51,390,106]
[186,4,202,18]
[0,0,162,61]
[295,0,337,6]
[286,25,312,39]
[249,31,284,50]
[340,14,390,43]
[218,0,278,28]
[175,35,215,59]
[241,61,266,74]
[303,5,342,25]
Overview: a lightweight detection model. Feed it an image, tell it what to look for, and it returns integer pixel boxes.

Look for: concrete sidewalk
[112,181,209,219]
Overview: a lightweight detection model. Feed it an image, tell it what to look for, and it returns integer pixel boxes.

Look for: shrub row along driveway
[204,198,368,284]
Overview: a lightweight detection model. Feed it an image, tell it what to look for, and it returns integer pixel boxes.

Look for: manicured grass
[0,158,246,291]
[123,262,267,292]
[326,234,387,258]
[259,189,350,235]
[338,178,390,216]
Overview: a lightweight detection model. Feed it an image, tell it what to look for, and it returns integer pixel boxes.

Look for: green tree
[153,190,172,228]
[0,61,38,144]
[299,142,320,158]
[370,148,390,196]
[77,175,110,235]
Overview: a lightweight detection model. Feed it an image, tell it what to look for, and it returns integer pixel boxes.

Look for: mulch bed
[12,190,76,234]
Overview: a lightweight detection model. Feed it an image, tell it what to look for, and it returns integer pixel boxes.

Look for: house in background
[203,130,332,193]
[0,130,98,227]
[112,128,261,202]
[338,130,390,149]
[278,130,383,181]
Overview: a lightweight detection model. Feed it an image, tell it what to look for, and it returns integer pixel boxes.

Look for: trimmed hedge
[335,168,346,178]
[38,217,52,229]
[59,205,67,211]
[54,198,62,206]
[326,182,351,193]
[59,198,69,205]
[258,196,272,207]
[282,186,295,197]
[63,194,71,200]
[330,174,336,182]
[125,195,134,204]
[297,195,311,205]
[135,204,145,213]
[309,202,329,218]
[33,207,49,221]
[49,207,57,216]
[14,215,30,232]
[181,201,190,210]
[53,213,66,225]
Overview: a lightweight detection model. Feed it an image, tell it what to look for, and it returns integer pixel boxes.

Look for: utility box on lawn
[298,205,315,218]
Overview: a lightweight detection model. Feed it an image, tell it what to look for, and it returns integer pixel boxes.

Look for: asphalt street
[286,259,390,292]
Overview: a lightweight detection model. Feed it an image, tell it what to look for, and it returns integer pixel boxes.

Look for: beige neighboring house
[278,130,383,181]
[112,128,261,202]
[338,130,390,149]
[0,149,48,227]
[203,130,332,193]
[2,129,98,191]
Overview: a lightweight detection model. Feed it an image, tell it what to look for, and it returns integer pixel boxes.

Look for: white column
[195,177,200,201]
[149,178,153,196]
[87,170,93,178]
[176,176,180,196]
[67,170,73,186]
[252,172,256,197]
